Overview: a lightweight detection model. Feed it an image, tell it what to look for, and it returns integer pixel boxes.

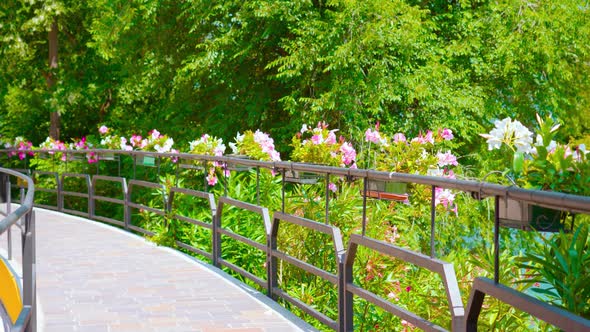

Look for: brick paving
[1,207,317,332]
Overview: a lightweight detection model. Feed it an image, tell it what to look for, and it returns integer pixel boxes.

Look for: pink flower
[437,151,458,167]
[412,130,434,144]
[311,134,323,145]
[328,183,337,192]
[150,129,161,140]
[440,128,454,140]
[206,172,218,186]
[326,131,337,144]
[130,135,143,147]
[170,149,179,163]
[339,142,357,166]
[405,286,412,292]
[99,125,109,135]
[393,133,406,143]
[365,128,381,144]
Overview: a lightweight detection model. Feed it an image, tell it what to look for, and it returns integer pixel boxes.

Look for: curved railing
[0,167,36,332]
[4,149,590,331]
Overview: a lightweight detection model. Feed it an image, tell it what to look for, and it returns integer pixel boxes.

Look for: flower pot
[498,198,565,232]
[137,154,157,167]
[363,180,409,202]
[284,170,322,184]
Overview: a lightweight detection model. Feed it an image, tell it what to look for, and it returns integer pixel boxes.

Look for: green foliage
[519,225,590,318]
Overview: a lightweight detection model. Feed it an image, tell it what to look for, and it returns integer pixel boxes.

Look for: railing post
[23,211,36,332]
[269,217,278,300]
[338,252,350,332]
[124,182,131,230]
[5,173,12,260]
[212,202,222,267]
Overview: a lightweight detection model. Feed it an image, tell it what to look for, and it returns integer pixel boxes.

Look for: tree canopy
[1,0,589,155]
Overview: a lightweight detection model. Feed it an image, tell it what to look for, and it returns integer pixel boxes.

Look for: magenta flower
[440,128,454,140]
[130,135,142,147]
[339,142,357,166]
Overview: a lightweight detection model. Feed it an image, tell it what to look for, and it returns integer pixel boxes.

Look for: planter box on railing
[499,198,565,232]
[98,152,118,161]
[226,154,252,172]
[363,180,408,202]
[137,154,157,167]
[284,170,322,184]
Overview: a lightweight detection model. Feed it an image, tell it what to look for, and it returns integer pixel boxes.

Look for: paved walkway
[1,207,316,332]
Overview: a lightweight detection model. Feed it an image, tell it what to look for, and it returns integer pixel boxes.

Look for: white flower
[300,124,308,133]
[235,132,244,143]
[229,142,238,154]
[480,117,533,153]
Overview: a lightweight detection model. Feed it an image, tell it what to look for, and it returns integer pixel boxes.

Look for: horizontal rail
[466,277,590,331]
[4,149,590,331]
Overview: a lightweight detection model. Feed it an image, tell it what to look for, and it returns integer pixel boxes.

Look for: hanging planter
[362,180,409,202]
[137,154,157,167]
[284,170,322,184]
[498,198,565,232]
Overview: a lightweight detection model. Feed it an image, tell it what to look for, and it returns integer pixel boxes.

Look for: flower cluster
[481,114,590,195]
[70,137,98,163]
[362,124,459,213]
[140,129,175,153]
[480,117,534,153]
[189,134,226,156]
[188,134,227,186]
[230,130,280,161]
[291,122,357,167]
[39,137,68,161]
[98,125,132,151]
[4,137,34,160]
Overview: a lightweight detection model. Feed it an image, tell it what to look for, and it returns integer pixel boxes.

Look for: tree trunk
[48,18,60,140]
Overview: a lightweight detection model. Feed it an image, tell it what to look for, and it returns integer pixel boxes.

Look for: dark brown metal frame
[4,149,590,331]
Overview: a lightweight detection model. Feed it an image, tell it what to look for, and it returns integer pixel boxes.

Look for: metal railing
[0,167,36,332]
[4,149,590,331]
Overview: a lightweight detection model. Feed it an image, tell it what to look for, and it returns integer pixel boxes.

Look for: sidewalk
[0,207,317,332]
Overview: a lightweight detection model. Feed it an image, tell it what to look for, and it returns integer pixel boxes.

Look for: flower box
[99,152,118,161]
[498,198,565,232]
[284,170,322,184]
[68,153,86,161]
[137,154,157,167]
[227,154,253,172]
[363,180,409,202]
[179,159,205,170]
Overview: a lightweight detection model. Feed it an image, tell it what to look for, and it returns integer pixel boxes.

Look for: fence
[0,167,36,332]
[3,149,590,331]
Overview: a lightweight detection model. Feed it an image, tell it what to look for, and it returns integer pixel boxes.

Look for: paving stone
[1,207,317,331]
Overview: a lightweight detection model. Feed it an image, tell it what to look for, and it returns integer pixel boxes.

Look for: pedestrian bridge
[1,151,590,331]
[1,207,314,332]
